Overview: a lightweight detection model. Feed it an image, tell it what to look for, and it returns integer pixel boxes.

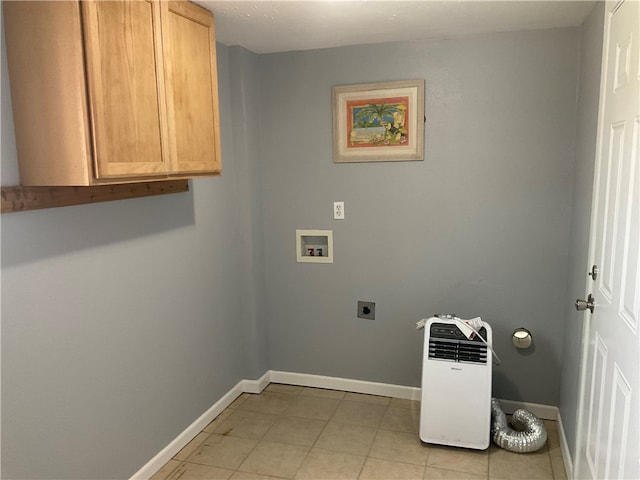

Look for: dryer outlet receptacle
[357,301,375,320]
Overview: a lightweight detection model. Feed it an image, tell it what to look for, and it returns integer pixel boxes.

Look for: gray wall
[1,11,600,479]
[227,46,269,378]
[260,29,581,406]
[560,1,604,463]
[1,26,266,480]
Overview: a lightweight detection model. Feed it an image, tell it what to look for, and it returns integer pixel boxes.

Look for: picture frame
[332,79,425,163]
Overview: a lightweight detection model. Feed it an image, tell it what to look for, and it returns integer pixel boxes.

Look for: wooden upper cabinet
[162,2,222,175]
[3,0,221,186]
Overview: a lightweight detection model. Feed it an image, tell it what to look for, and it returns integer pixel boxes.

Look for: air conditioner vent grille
[428,338,487,364]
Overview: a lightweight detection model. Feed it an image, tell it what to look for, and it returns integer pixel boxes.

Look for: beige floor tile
[295,448,366,480]
[150,459,180,480]
[426,445,489,475]
[204,410,235,433]
[358,457,425,480]
[187,434,258,470]
[283,395,341,420]
[344,392,391,405]
[237,393,294,415]
[301,387,346,399]
[230,472,285,480]
[389,398,421,410]
[550,455,567,480]
[315,421,377,456]
[238,441,309,478]
[228,394,251,410]
[166,462,234,480]
[262,415,326,446]
[332,400,387,428]
[489,446,553,479]
[381,405,420,433]
[214,410,279,440]
[544,421,562,458]
[265,383,305,395]
[368,429,429,466]
[543,420,557,434]
[174,432,211,461]
[424,466,488,479]
[150,390,568,480]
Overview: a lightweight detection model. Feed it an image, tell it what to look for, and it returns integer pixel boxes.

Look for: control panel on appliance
[429,323,487,341]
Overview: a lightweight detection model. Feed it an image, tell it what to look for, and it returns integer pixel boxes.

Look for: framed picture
[332,79,425,163]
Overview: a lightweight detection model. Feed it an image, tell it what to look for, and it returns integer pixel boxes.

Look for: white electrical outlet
[333,201,345,220]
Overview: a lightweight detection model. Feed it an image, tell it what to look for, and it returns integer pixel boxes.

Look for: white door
[575,1,639,479]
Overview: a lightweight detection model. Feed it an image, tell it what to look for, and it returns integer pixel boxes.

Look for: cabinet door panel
[82,0,169,179]
[163,1,222,175]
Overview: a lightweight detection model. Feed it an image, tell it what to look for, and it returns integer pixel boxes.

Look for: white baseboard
[132,369,563,479]
[269,370,422,401]
[240,371,271,394]
[269,371,559,420]
[495,398,558,421]
[130,380,247,480]
[556,411,574,480]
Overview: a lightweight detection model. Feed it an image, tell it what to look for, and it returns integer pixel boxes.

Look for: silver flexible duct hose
[491,398,547,453]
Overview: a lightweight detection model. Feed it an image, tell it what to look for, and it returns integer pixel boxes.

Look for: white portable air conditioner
[419,316,492,450]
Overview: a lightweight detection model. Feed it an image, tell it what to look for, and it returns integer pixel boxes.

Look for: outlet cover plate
[357,301,375,320]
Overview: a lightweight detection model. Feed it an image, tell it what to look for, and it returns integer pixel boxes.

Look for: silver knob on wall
[512,328,532,349]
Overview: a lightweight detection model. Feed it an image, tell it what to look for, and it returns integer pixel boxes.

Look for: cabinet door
[162,1,222,175]
[82,0,169,179]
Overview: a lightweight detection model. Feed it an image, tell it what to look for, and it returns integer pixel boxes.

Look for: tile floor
[150,384,567,480]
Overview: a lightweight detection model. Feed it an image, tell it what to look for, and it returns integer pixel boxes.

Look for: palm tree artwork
[348,98,408,147]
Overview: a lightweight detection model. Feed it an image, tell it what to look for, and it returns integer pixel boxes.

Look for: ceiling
[196,1,596,54]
